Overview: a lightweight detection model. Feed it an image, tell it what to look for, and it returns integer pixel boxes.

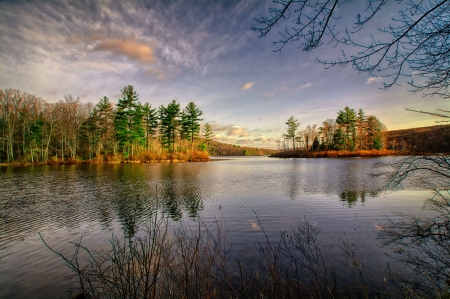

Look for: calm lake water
[0,156,434,298]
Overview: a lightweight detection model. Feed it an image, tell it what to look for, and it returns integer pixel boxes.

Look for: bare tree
[254,0,450,98]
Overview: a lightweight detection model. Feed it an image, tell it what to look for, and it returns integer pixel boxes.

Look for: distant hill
[385,124,450,153]
[207,140,278,156]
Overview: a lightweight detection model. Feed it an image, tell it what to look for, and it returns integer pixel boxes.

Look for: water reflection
[339,190,382,207]
[1,157,429,299]
[160,164,203,220]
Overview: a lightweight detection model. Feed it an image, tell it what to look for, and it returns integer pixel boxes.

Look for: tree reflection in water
[339,190,380,207]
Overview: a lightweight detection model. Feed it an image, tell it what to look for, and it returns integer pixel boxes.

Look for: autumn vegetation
[0,87,213,165]
[273,107,399,158]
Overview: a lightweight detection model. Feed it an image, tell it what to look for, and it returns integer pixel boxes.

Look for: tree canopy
[254,0,450,98]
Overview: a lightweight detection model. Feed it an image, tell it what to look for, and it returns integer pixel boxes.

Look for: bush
[42,214,383,299]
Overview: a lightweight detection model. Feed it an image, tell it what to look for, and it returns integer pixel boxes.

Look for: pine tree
[336,107,356,150]
[356,109,366,150]
[182,102,203,151]
[286,116,300,151]
[160,100,180,153]
[115,85,141,159]
[142,103,158,151]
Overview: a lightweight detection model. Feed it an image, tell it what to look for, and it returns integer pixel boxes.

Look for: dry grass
[189,151,210,161]
[272,149,401,158]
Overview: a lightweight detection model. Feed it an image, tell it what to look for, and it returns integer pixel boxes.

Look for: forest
[0,86,211,164]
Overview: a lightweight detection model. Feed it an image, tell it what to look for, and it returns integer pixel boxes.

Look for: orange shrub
[189,151,210,160]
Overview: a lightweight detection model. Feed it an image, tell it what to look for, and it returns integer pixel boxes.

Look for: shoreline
[0,158,211,167]
[270,149,411,158]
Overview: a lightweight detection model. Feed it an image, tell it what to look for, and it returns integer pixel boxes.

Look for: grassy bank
[271,149,407,158]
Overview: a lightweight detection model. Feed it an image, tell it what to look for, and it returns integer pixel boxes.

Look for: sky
[0,0,447,149]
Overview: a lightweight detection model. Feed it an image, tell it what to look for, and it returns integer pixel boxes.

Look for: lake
[0,156,434,298]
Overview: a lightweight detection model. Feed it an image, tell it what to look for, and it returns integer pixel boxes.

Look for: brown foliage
[385,124,450,153]
[271,149,399,158]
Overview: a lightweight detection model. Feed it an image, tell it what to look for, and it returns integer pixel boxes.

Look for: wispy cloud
[366,77,379,84]
[93,38,157,65]
[263,85,290,98]
[296,82,312,92]
[253,136,275,143]
[241,82,254,90]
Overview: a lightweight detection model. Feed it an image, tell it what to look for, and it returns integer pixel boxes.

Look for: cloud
[263,85,290,98]
[148,67,166,80]
[227,126,248,136]
[215,124,233,131]
[263,82,311,98]
[366,77,379,84]
[241,82,254,90]
[79,89,94,99]
[253,136,276,143]
[93,38,157,65]
[295,82,312,92]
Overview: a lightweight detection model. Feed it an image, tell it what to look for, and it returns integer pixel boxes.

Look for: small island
[270,108,450,158]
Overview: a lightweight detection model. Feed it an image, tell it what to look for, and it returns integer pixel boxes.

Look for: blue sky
[0,0,446,149]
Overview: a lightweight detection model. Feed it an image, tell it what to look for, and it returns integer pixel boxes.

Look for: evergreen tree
[142,103,158,151]
[336,107,356,150]
[203,123,213,142]
[312,136,320,151]
[115,85,141,158]
[285,116,300,151]
[202,123,213,152]
[182,102,203,151]
[356,109,366,150]
[131,102,145,157]
[333,128,346,150]
[160,100,181,153]
[366,115,385,150]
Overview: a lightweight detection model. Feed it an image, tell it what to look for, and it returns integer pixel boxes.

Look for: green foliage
[182,102,203,144]
[333,128,345,150]
[286,116,300,150]
[142,103,158,151]
[366,115,385,150]
[115,85,139,153]
[312,137,320,151]
[159,100,181,153]
[1,87,209,163]
[336,106,356,150]
[203,123,213,143]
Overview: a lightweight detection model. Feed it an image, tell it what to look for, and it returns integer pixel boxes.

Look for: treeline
[0,86,211,163]
[206,141,278,156]
[282,106,386,152]
[385,124,450,153]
